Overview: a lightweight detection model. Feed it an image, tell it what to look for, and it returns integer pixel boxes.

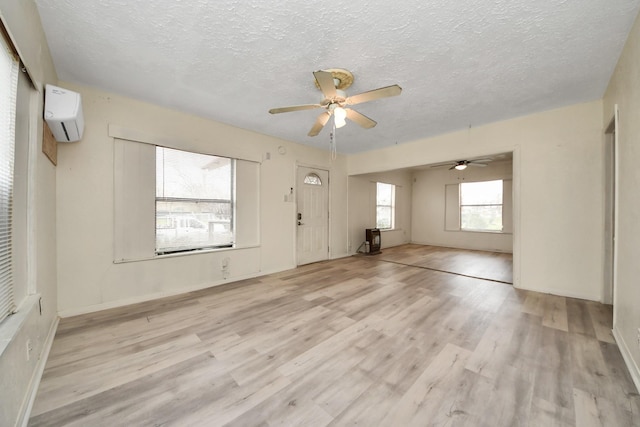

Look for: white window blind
[0,37,18,323]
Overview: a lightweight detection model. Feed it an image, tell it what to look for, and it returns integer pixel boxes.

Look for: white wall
[348,169,412,252]
[55,83,349,315]
[603,10,640,391]
[411,159,513,252]
[0,1,59,426]
[348,100,604,301]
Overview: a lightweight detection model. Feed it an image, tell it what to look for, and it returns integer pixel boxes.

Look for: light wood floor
[29,245,638,426]
[376,244,513,284]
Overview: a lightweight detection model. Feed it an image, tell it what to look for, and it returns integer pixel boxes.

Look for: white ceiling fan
[269,68,402,137]
[430,159,493,171]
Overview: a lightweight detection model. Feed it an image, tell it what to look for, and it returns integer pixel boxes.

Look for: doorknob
[298,221,303,226]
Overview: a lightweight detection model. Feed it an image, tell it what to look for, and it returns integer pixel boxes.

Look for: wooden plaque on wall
[42,121,57,166]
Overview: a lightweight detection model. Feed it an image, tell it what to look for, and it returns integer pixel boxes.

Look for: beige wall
[603,10,640,390]
[348,100,605,301]
[0,0,59,426]
[56,82,349,315]
[411,160,513,252]
[348,169,412,252]
[4,0,639,421]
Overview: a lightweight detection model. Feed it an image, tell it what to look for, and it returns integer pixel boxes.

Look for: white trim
[18,316,58,427]
[512,146,521,290]
[513,283,599,302]
[612,104,620,324]
[26,91,40,295]
[613,326,640,393]
[113,244,261,264]
[409,240,513,254]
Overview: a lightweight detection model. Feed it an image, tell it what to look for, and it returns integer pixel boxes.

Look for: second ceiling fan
[269,68,402,136]
[430,159,493,170]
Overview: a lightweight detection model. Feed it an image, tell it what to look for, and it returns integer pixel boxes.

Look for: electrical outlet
[26,339,33,361]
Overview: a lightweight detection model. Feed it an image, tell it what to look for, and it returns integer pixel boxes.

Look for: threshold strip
[373,258,513,285]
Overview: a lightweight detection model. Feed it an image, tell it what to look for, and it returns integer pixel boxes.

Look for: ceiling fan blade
[269,104,322,114]
[345,108,377,129]
[308,111,331,137]
[468,162,488,167]
[314,71,337,100]
[346,84,402,106]
[430,163,453,168]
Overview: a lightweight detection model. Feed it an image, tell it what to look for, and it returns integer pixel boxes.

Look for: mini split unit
[44,84,84,142]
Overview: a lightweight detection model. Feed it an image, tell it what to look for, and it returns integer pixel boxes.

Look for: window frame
[459,179,504,233]
[154,146,236,255]
[376,182,396,230]
[0,32,19,324]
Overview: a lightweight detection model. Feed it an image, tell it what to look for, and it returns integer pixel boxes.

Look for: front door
[296,167,329,265]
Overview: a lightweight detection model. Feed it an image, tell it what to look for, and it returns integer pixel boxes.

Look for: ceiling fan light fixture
[454,163,467,171]
[269,69,401,137]
[333,106,347,121]
[333,106,347,128]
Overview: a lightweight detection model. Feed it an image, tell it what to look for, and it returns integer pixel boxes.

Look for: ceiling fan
[268,68,402,137]
[430,159,493,171]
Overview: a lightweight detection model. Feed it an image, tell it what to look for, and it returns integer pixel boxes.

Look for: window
[0,35,18,323]
[460,180,503,231]
[303,173,322,186]
[376,182,395,230]
[155,147,234,254]
[113,136,259,262]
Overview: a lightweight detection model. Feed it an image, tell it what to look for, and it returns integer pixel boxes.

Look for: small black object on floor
[365,228,382,255]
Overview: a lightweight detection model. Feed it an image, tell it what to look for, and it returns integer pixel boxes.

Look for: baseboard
[514,283,599,302]
[58,266,296,318]
[18,316,59,427]
[409,240,513,254]
[613,326,640,393]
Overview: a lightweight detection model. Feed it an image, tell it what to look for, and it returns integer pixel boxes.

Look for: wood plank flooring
[376,244,513,284]
[29,245,638,426]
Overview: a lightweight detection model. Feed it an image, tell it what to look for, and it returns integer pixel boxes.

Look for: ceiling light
[333,106,347,128]
[333,106,347,121]
[454,163,467,171]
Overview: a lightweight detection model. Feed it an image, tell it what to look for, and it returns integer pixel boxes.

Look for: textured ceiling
[35,0,640,154]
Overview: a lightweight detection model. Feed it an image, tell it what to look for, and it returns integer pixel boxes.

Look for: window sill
[113,244,260,264]
[455,229,513,235]
[0,294,40,358]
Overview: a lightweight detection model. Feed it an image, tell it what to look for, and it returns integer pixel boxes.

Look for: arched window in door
[303,173,322,186]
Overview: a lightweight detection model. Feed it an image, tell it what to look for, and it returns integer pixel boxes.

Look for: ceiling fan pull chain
[330,120,337,160]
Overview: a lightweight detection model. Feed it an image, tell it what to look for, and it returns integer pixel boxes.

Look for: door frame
[295,163,331,265]
[604,105,620,317]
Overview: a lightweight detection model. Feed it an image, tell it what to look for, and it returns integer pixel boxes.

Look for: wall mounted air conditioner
[44,84,84,142]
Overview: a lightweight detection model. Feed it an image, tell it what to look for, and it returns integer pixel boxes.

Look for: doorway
[296,166,329,265]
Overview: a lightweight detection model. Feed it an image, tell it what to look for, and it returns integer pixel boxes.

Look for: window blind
[0,36,18,322]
